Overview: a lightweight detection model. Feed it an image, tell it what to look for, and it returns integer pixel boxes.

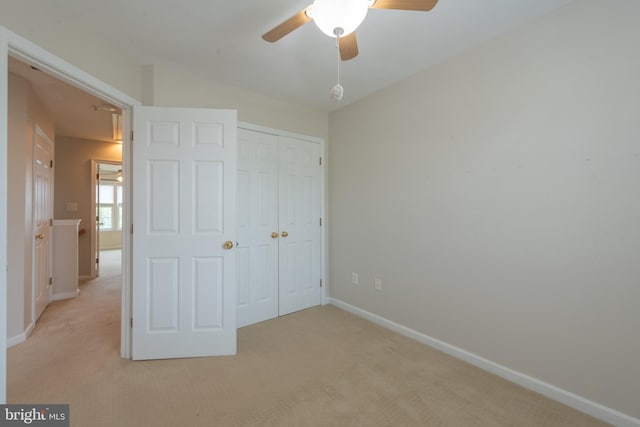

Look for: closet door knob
[35,233,44,240]
[271,232,279,239]
[280,231,288,238]
[223,241,234,250]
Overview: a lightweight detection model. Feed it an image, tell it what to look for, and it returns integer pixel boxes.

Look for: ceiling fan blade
[262,7,312,42]
[370,0,438,12]
[339,32,359,61]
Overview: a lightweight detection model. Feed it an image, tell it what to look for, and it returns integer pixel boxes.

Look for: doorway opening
[93,161,124,279]
[2,29,139,400]
[5,54,129,357]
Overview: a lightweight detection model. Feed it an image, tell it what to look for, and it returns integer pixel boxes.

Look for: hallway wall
[54,137,122,277]
[7,72,55,343]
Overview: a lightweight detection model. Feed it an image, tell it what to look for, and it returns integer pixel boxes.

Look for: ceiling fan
[262,0,439,61]
[100,169,123,183]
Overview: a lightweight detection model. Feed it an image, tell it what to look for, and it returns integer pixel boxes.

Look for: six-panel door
[236,129,322,327]
[132,107,237,360]
[278,137,322,316]
[236,129,279,328]
[33,126,53,322]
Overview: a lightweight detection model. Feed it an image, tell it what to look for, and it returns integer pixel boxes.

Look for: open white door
[132,107,237,360]
[33,125,53,322]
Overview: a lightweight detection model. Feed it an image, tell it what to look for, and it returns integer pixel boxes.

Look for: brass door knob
[35,233,44,239]
[223,241,234,250]
[281,231,289,238]
[271,232,279,239]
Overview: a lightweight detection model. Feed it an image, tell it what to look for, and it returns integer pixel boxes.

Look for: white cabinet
[52,219,81,300]
[237,128,323,328]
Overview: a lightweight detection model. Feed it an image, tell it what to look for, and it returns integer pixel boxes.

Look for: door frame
[238,122,329,307]
[0,25,140,402]
[91,159,124,278]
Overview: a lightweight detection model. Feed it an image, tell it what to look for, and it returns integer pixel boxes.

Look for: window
[98,182,123,230]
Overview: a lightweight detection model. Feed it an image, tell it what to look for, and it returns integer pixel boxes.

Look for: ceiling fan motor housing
[311,0,369,37]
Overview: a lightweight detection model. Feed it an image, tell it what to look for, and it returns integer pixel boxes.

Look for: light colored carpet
[8,251,608,427]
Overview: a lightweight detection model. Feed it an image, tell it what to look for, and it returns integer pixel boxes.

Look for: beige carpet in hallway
[8,252,608,426]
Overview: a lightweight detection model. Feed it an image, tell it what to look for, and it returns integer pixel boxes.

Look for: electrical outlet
[352,272,359,285]
[374,278,382,291]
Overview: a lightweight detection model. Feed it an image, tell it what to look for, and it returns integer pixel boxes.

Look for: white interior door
[278,137,322,316]
[236,129,279,328]
[33,125,53,322]
[132,106,237,360]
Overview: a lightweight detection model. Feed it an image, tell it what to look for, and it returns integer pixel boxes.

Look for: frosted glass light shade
[311,0,369,37]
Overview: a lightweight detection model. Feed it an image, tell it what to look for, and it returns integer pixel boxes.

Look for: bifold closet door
[237,129,322,327]
[278,136,322,316]
[237,129,279,328]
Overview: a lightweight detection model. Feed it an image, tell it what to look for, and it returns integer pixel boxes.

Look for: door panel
[236,129,279,328]
[33,126,53,322]
[132,107,237,360]
[278,137,321,316]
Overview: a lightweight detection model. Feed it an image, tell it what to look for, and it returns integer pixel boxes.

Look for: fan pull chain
[331,30,344,102]
[336,35,341,85]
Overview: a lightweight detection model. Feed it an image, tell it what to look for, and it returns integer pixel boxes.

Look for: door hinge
[320,279,323,288]
[96,173,99,180]
[96,215,99,221]
[130,318,133,329]
[319,157,322,166]
[49,277,52,285]
[131,224,133,234]
[319,218,322,227]
[50,160,53,168]
[96,258,99,264]
[50,218,53,226]
[131,130,134,141]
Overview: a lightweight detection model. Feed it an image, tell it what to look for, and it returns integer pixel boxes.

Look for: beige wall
[99,230,121,251]
[7,73,28,340]
[54,137,122,277]
[148,62,329,142]
[329,0,640,420]
[7,72,55,340]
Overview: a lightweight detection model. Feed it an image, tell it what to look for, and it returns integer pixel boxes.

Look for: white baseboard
[52,289,79,301]
[7,322,35,348]
[329,298,639,427]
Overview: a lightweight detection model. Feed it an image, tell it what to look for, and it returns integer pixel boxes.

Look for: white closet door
[236,129,279,328]
[278,137,322,316]
[132,106,237,360]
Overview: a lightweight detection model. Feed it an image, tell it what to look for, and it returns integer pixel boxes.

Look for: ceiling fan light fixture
[311,0,369,38]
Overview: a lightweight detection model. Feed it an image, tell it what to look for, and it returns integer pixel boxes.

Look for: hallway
[7,250,122,400]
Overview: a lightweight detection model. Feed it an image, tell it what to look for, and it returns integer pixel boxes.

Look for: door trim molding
[0,26,141,385]
[0,26,9,404]
[238,121,329,307]
[90,159,123,279]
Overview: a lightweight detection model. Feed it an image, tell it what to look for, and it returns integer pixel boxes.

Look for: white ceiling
[84,0,576,111]
[7,0,575,140]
